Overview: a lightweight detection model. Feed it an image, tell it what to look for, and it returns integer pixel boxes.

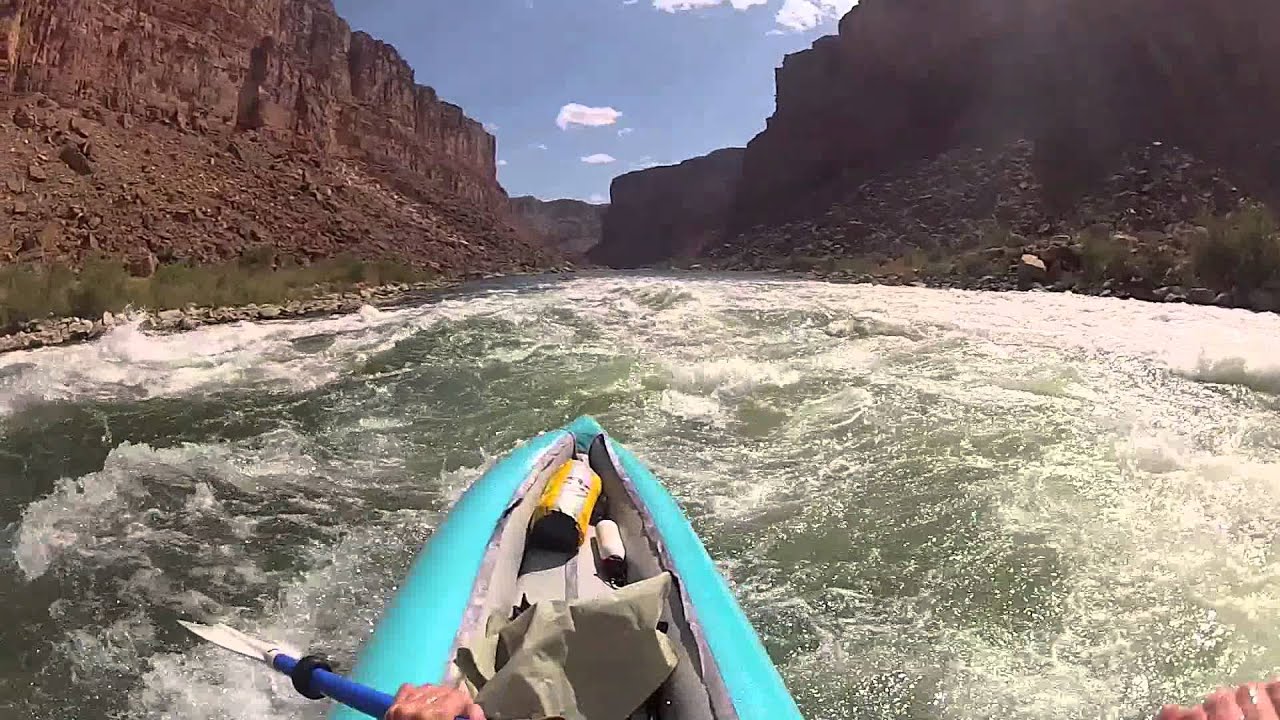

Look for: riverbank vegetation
[0,252,434,329]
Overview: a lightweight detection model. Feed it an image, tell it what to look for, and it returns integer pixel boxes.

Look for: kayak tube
[331,415,800,720]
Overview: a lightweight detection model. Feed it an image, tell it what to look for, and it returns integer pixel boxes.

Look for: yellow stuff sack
[528,457,602,553]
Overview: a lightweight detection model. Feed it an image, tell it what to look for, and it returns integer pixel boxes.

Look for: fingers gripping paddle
[179,621,467,719]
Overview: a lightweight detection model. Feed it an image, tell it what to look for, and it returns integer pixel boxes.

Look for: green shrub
[1191,204,1280,292]
[238,245,278,270]
[976,221,1022,249]
[830,255,883,275]
[68,255,133,318]
[1080,228,1130,283]
[957,251,993,279]
[0,263,74,327]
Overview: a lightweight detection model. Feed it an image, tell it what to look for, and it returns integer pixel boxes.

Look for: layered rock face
[591,148,743,268]
[508,196,605,256]
[0,0,558,275]
[733,0,1280,231]
[0,0,501,207]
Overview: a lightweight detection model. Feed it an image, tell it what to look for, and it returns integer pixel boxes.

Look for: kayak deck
[516,524,615,603]
[453,431,724,720]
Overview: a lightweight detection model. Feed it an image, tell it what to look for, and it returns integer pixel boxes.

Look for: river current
[3,274,1280,720]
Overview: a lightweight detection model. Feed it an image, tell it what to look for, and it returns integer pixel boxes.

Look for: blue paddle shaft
[272,653,394,718]
[270,653,469,720]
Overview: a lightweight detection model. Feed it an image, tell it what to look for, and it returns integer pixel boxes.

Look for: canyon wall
[591,148,743,268]
[732,0,1280,231]
[0,0,502,207]
[0,0,560,276]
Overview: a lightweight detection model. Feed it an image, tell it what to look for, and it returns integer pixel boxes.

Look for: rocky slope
[708,140,1280,311]
[508,196,604,256]
[0,0,557,275]
[591,148,743,268]
[733,0,1280,232]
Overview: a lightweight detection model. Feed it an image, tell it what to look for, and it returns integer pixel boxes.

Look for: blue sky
[333,0,854,203]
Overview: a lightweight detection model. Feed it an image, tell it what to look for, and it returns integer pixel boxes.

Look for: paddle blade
[179,621,282,664]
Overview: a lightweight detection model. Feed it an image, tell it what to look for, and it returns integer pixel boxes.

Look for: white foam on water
[132,505,449,720]
[657,389,723,423]
[663,357,801,398]
[1175,352,1280,395]
[0,298,511,415]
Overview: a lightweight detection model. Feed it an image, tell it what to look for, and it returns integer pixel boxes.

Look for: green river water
[2,274,1280,719]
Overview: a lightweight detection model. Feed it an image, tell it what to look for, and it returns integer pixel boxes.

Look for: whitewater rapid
[2,275,1279,720]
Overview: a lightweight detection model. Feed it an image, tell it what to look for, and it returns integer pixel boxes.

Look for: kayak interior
[448,430,733,720]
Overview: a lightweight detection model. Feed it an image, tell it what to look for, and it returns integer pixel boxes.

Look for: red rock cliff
[591,148,744,268]
[0,0,501,208]
[733,0,1280,231]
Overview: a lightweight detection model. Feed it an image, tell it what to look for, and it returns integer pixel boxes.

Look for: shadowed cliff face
[734,0,1280,230]
[594,0,1280,267]
[0,0,501,207]
[591,148,744,268]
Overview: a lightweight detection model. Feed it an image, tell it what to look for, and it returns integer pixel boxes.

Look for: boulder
[1016,253,1048,289]
[157,309,184,324]
[1185,287,1216,305]
[69,116,94,138]
[59,143,93,175]
[12,106,36,129]
[1040,243,1082,275]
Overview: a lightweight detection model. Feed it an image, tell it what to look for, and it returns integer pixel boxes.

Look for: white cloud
[581,153,617,164]
[650,0,852,31]
[630,156,663,170]
[775,0,856,31]
[654,0,767,10]
[497,159,508,166]
[623,0,640,4]
[617,127,634,137]
[483,122,499,133]
[556,103,622,130]
[589,193,609,204]
[532,143,549,150]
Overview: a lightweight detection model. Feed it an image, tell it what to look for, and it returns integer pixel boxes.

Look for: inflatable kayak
[332,415,800,720]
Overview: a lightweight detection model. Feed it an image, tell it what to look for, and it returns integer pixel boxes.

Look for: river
[2,274,1280,720]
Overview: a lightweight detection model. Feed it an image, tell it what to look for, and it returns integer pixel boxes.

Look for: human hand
[385,683,486,720]
[1157,682,1280,720]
